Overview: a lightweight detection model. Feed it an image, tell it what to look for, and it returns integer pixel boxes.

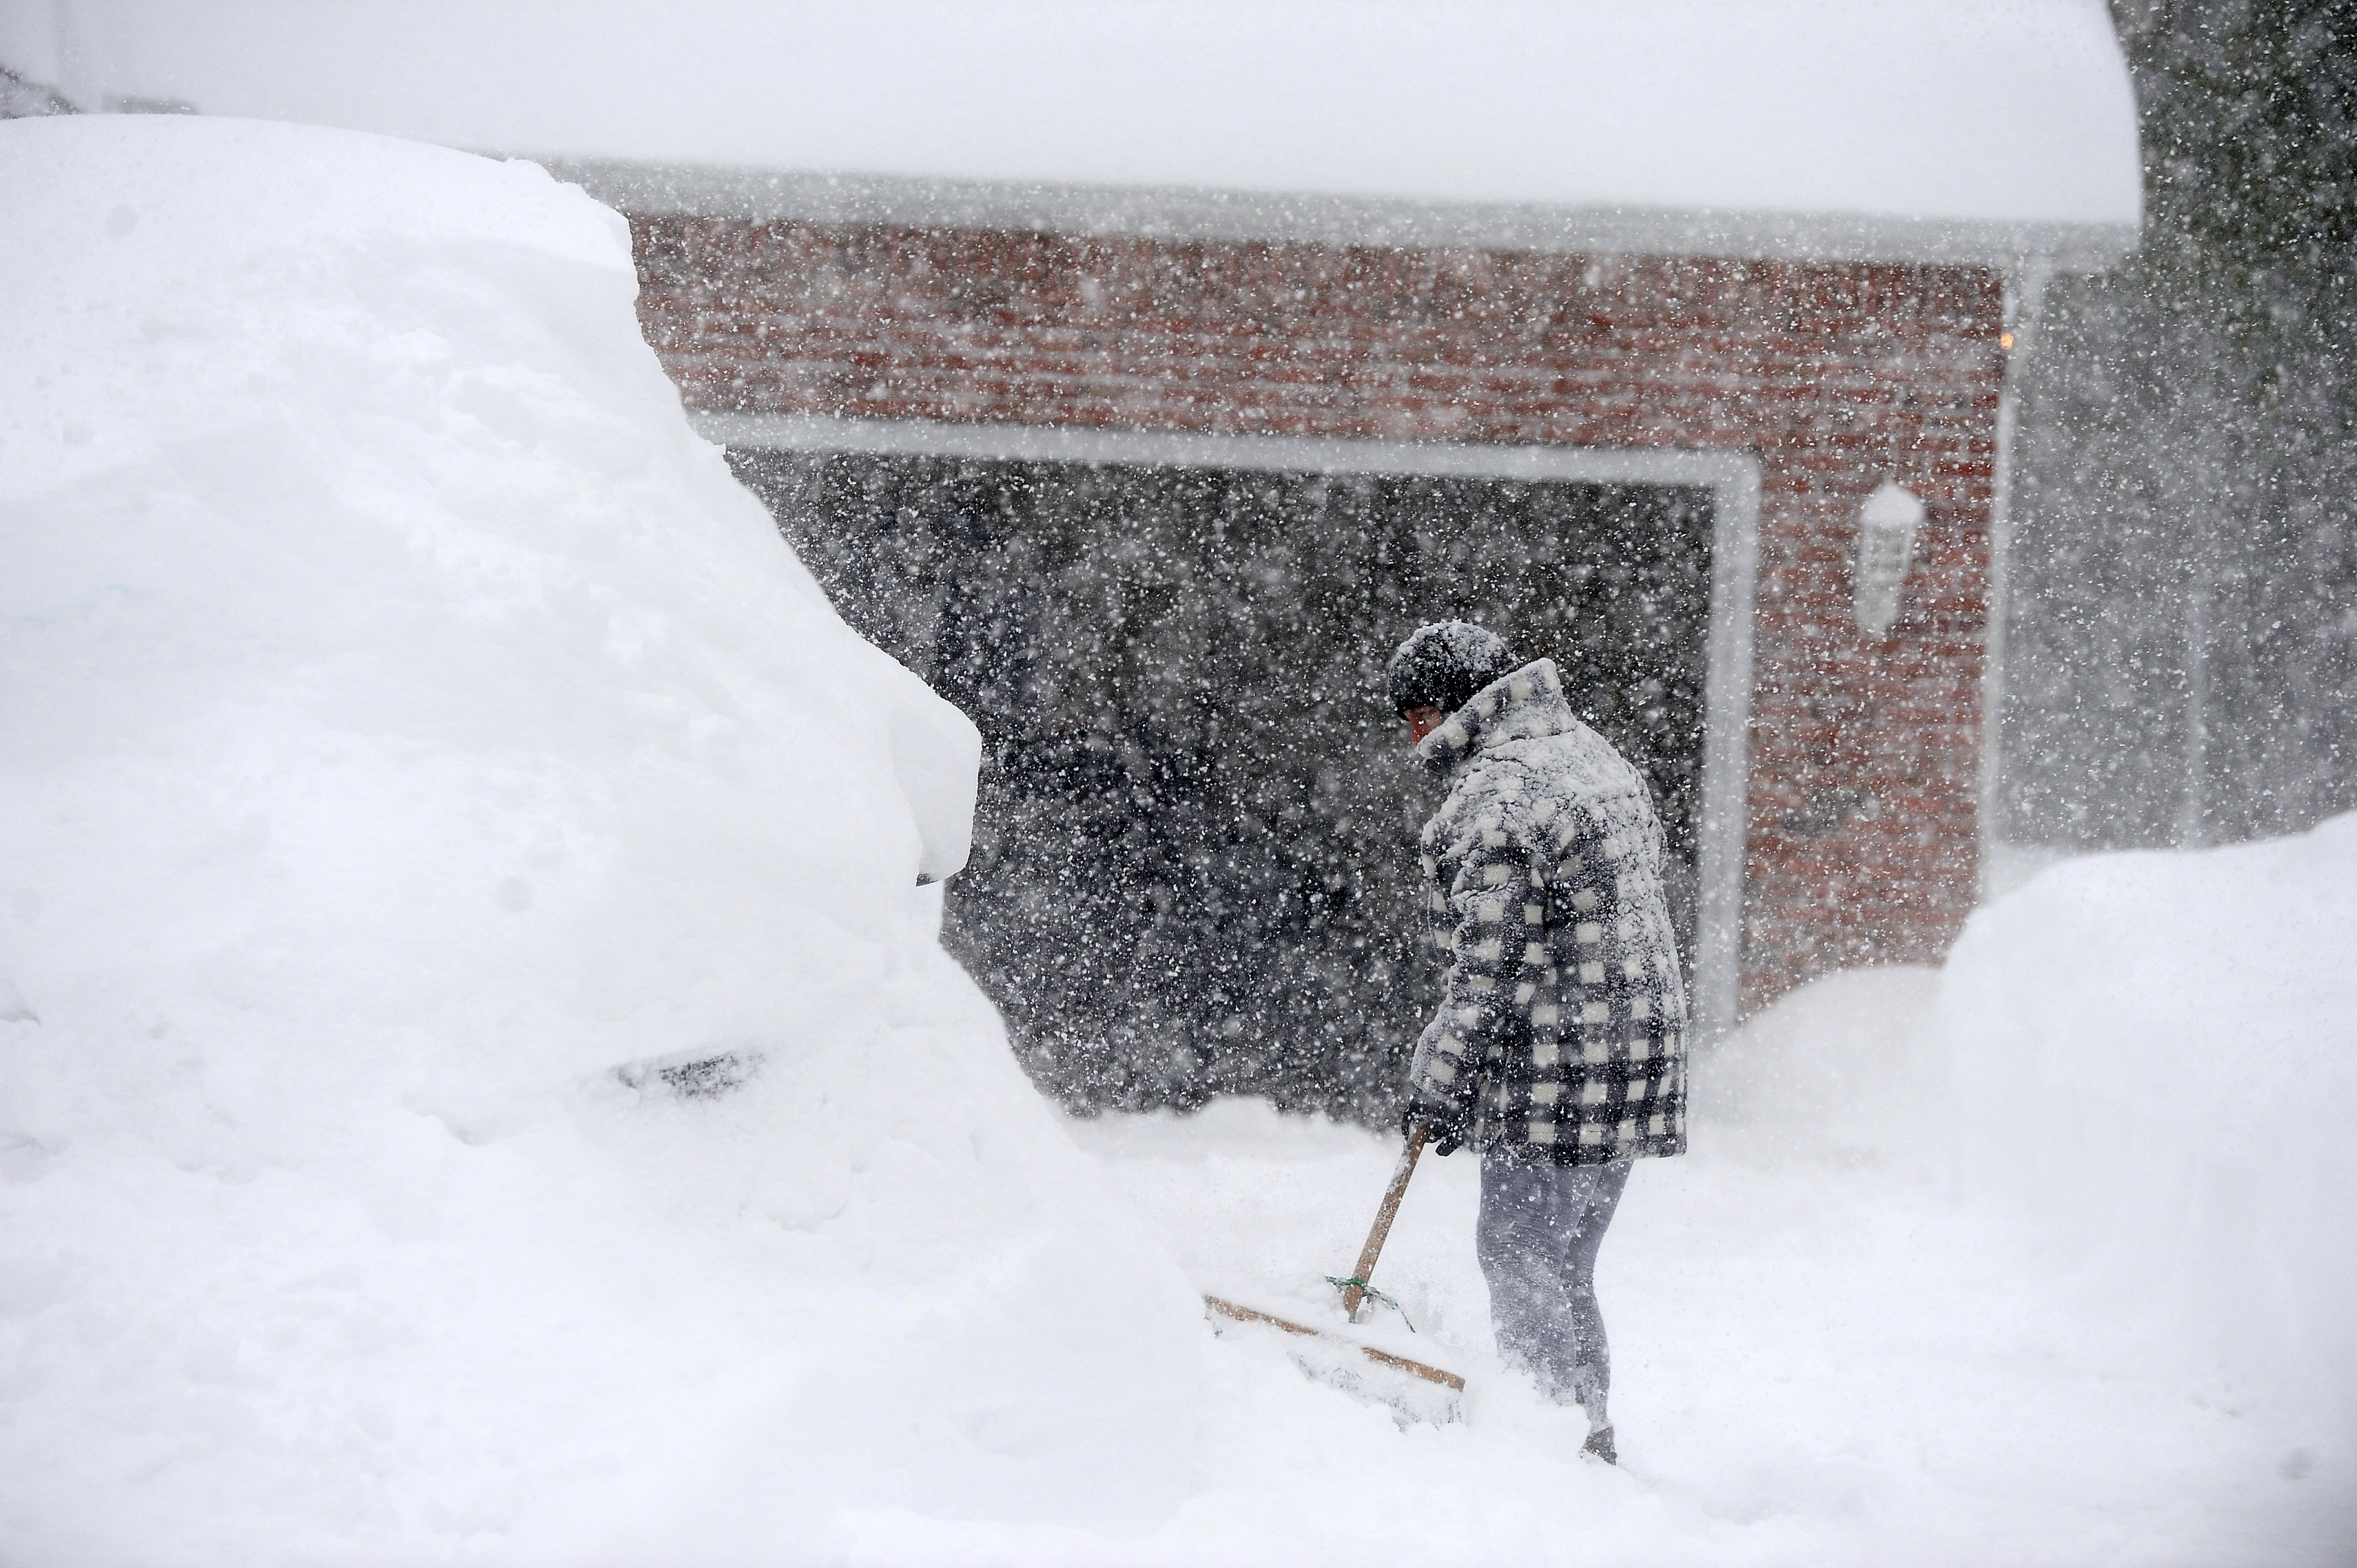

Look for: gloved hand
[1398,1098,1470,1157]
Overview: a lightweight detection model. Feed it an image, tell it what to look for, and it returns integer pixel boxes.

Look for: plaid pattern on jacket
[1406,659,1689,1164]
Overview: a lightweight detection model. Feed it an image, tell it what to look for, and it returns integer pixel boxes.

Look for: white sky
[4,1,2142,226]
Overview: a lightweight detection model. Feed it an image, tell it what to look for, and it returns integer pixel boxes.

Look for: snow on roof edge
[550,157,2138,274]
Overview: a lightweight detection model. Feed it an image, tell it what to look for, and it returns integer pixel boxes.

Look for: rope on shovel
[1332,1120,1429,1324]
[1325,1275,1415,1333]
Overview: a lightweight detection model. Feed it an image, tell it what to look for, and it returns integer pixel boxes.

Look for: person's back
[1385,622,1687,1462]
[1407,658,1688,1156]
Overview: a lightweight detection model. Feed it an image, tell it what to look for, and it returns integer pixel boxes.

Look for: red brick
[629,215,2004,1014]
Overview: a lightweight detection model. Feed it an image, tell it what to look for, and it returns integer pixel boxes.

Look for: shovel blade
[1203,1295,1465,1423]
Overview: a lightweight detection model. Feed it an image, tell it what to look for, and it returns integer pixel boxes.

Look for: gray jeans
[1476,1146,1633,1423]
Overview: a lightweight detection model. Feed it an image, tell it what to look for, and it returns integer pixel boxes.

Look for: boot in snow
[1582,1425,1616,1464]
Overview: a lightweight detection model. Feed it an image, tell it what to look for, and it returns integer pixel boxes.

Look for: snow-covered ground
[2,115,2349,1565]
[1056,948,2353,1565]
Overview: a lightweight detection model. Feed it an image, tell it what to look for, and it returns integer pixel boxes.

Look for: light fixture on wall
[1854,479,1925,637]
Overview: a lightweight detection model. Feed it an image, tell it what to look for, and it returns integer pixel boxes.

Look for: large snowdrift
[1701,816,2357,1469]
[0,115,1205,1561]
[1944,816,2357,1447]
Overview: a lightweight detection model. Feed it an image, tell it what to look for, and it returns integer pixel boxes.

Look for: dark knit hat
[1386,621,1519,719]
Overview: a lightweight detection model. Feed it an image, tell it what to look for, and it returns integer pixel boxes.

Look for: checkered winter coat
[1406,659,1689,1164]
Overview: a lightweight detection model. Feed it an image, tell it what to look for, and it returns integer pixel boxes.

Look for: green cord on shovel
[1200,1119,1466,1409]
[1326,1274,1414,1332]
[1331,1120,1429,1324]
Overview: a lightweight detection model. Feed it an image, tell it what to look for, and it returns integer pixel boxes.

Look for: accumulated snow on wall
[0,115,1205,1562]
[1943,814,2357,1446]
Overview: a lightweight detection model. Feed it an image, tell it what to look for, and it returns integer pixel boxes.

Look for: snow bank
[1692,964,1951,1176]
[1942,816,2357,1447]
[1700,823,2357,1453]
[0,115,1203,1562]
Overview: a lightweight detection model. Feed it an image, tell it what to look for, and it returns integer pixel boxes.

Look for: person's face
[1402,705,1444,747]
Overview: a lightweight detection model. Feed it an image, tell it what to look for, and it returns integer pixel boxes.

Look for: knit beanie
[1385,620,1519,719]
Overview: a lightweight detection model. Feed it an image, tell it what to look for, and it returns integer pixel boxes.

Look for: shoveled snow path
[851,1084,2343,1566]
[1097,1098,2337,1564]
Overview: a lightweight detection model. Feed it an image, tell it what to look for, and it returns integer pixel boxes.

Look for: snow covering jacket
[1406,659,1689,1164]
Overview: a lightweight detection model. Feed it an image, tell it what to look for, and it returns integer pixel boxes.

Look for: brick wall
[629,215,2005,1013]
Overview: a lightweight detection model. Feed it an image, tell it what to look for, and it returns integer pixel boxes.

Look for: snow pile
[1692,963,1952,1177]
[1944,816,2357,1446]
[1701,821,2357,1452]
[0,115,1203,1562]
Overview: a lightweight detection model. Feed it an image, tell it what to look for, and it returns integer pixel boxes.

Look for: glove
[1399,1098,1470,1157]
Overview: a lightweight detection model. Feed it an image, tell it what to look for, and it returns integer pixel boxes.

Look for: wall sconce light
[1854,480,1925,637]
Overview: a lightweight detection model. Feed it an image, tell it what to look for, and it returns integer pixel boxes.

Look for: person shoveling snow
[1386,620,1690,1464]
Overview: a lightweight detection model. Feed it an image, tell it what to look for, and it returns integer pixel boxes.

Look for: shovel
[1203,1121,1464,1400]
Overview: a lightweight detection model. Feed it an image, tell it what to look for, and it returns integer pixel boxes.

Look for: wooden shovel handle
[1340,1121,1427,1319]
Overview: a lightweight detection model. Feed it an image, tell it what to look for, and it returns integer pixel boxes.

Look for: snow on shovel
[1203,1121,1465,1422]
